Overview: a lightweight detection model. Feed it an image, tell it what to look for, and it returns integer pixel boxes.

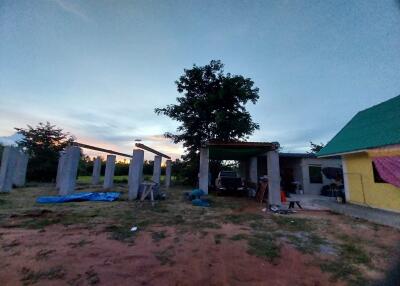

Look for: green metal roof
[317,95,400,157]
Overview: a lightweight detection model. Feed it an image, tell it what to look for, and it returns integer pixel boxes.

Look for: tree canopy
[15,122,75,182]
[155,60,260,184]
[309,141,325,154]
[155,60,259,156]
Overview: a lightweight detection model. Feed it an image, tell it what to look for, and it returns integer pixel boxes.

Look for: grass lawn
[0,183,399,285]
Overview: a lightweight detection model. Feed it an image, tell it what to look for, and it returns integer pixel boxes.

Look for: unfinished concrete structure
[12,150,29,187]
[59,146,81,195]
[199,141,282,206]
[91,156,102,185]
[0,146,19,192]
[165,160,172,188]
[103,155,116,189]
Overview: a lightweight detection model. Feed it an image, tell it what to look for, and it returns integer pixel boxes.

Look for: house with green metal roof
[318,95,400,212]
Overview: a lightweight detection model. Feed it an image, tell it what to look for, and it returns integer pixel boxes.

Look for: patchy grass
[247,233,281,263]
[68,239,93,248]
[271,215,315,232]
[154,248,175,266]
[214,233,225,244]
[152,231,167,242]
[35,249,56,260]
[224,213,264,224]
[20,266,66,285]
[230,233,248,241]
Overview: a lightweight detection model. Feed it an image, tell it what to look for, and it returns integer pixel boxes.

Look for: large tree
[155,60,260,183]
[15,122,75,182]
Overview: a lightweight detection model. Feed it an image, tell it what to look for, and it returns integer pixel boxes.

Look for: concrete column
[91,156,101,185]
[199,147,209,194]
[0,146,18,192]
[12,150,29,187]
[128,149,144,200]
[152,155,162,184]
[164,159,172,188]
[267,150,281,206]
[103,155,116,189]
[249,157,258,185]
[59,146,80,195]
[56,151,66,189]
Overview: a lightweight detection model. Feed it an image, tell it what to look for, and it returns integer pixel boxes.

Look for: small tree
[15,122,75,182]
[309,141,325,154]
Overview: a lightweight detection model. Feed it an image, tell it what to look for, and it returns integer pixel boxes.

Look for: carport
[199,141,282,206]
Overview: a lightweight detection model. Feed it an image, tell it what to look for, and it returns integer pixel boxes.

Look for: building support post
[267,150,281,206]
[0,146,18,192]
[103,155,116,189]
[199,147,209,194]
[91,156,101,185]
[128,149,144,200]
[56,151,66,189]
[152,155,162,185]
[59,146,80,195]
[13,150,29,187]
[249,156,258,188]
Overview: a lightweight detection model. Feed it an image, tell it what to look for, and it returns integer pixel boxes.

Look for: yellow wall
[344,151,400,212]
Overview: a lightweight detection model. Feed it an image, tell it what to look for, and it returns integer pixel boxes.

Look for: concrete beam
[0,146,18,192]
[267,150,281,206]
[13,150,29,187]
[165,159,172,188]
[56,151,66,189]
[91,156,101,185]
[103,155,116,189]
[128,149,144,200]
[59,146,80,195]
[199,147,209,194]
[152,155,162,185]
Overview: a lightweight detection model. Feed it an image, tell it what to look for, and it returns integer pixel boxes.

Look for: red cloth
[372,156,400,188]
[280,191,286,203]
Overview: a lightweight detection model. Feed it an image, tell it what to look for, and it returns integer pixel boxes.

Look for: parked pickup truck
[215,171,245,194]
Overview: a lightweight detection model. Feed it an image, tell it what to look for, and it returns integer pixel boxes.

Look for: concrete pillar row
[0,146,18,193]
[13,150,29,187]
[152,155,162,185]
[91,156,102,185]
[267,150,281,206]
[165,160,172,188]
[199,147,209,194]
[59,146,80,196]
[103,155,116,189]
[128,149,144,200]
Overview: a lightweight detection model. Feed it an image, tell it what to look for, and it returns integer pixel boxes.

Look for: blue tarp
[36,192,120,204]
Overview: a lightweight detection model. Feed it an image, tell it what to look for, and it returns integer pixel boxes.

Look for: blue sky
[1,0,400,160]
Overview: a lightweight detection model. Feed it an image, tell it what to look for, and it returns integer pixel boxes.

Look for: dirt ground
[0,184,399,286]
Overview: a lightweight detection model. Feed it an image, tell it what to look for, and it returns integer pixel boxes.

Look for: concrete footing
[59,146,80,196]
[199,147,209,194]
[91,156,101,185]
[152,155,162,184]
[0,146,18,192]
[12,150,29,187]
[103,155,116,189]
[128,149,144,200]
[165,159,172,188]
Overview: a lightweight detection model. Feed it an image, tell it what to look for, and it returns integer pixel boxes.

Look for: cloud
[50,0,90,22]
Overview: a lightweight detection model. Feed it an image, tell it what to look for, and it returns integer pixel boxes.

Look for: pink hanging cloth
[372,156,400,188]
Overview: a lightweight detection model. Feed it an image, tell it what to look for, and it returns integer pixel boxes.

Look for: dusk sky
[1,0,400,160]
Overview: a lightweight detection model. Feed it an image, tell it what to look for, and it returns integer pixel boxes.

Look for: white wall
[301,158,342,195]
